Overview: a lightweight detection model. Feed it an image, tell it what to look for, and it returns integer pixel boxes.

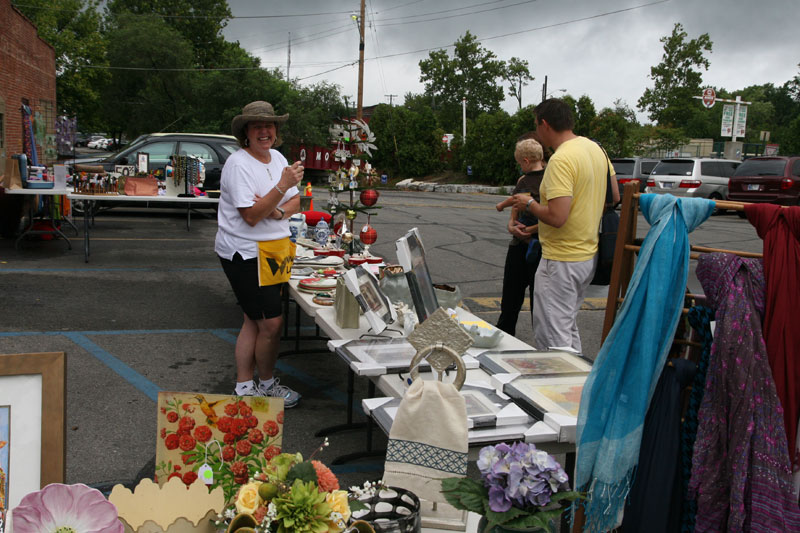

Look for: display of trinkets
[72,172,118,195]
[171,155,201,197]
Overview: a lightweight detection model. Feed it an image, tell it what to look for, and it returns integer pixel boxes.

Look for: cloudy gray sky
[222,0,799,123]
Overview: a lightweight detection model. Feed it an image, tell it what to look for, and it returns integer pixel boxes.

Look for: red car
[728,156,800,209]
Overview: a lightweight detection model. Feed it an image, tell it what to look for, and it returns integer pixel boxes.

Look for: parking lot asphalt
[0,189,764,494]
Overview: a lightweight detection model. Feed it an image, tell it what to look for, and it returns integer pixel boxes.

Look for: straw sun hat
[231,101,289,148]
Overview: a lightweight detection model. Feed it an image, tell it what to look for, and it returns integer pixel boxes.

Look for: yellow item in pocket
[257,237,296,286]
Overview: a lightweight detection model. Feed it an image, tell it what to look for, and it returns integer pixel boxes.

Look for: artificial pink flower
[11,483,123,533]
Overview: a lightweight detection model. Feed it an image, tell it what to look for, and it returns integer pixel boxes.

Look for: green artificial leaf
[286,461,318,485]
[348,499,369,512]
[484,505,527,528]
[440,478,487,514]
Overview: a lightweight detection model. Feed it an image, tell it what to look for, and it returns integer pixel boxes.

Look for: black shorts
[219,253,284,320]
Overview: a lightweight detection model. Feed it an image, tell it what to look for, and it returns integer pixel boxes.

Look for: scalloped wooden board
[110,477,224,532]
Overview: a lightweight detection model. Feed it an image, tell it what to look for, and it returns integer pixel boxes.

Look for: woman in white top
[215,101,304,406]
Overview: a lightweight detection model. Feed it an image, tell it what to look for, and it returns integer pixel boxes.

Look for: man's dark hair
[534,99,575,132]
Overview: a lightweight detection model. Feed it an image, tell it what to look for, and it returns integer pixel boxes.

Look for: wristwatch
[276,207,285,219]
[526,198,535,211]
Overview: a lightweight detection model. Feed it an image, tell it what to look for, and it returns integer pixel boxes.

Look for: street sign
[734,106,747,138]
[721,105,734,137]
[701,88,716,108]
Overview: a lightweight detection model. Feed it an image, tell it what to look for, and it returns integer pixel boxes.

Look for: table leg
[315,367,368,438]
[83,205,90,262]
[186,205,191,231]
[14,207,35,250]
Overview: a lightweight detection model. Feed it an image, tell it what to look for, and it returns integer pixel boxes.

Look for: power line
[11,3,357,19]
[372,0,509,23]
[367,0,388,95]
[63,0,669,78]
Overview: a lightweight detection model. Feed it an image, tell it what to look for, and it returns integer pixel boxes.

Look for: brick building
[0,0,57,165]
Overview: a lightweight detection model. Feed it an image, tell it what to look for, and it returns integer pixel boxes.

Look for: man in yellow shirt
[505,99,618,352]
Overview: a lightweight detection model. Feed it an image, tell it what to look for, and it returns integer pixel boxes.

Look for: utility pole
[462,97,467,141]
[356,0,366,120]
[385,94,398,106]
[541,75,547,103]
[286,32,291,80]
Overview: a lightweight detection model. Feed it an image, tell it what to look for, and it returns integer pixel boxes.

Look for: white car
[87,138,109,150]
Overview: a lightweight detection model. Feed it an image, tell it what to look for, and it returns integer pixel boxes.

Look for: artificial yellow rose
[325,490,352,533]
[235,482,263,515]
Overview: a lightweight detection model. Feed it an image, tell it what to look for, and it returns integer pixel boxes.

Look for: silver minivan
[646,158,741,202]
[611,157,660,192]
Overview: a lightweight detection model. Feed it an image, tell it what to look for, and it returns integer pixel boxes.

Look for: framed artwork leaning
[503,375,588,419]
[477,349,592,377]
[0,352,66,522]
[395,227,439,323]
[155,392,284,502]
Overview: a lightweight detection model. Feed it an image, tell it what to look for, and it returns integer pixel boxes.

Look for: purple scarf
[690,253,800,532]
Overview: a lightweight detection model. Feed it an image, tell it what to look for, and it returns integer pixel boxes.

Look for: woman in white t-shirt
[215,101,304,406]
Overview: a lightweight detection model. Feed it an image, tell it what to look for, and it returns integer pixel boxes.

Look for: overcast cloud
[222,0,799,123]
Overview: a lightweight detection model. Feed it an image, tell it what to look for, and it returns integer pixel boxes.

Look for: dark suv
[90,133,239,191]
[728,156,800,206]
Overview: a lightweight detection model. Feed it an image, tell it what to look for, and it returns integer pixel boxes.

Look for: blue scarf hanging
[575,194,714,531]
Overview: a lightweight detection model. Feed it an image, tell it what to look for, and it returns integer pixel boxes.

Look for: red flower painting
[156,392,284,501]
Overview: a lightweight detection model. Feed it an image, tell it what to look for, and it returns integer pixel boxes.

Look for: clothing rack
[573,182,762,532]
[601,182,761,342]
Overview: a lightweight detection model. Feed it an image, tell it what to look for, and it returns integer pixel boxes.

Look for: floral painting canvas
[0,406,8,533]
[504,376,587,418]
[155,392,284,502]
[478,350,592,377]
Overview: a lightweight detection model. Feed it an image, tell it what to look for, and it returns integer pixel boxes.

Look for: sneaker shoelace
[264,378,292,399]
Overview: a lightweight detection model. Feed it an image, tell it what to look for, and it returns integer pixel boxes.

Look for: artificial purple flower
[11,483,123,533]
[488,485,512,512]
[478,442,569,514]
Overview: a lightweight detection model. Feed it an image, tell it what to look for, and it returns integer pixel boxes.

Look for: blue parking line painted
[62,332,161,402]
[4,327,353,411]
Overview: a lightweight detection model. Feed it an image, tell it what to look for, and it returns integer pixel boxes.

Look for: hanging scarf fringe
[572,470,634,532]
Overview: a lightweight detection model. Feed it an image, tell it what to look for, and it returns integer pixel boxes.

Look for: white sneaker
[258,378,301,408]
[233,382,259,397]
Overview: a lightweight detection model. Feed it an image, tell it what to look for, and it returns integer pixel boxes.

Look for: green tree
[460,108,531,185]
[104,0,232,67]
[100,13,196,138]
[638,23,712,127]
[369,104,444,178]
[504,57,534,111]
[419,31,506,130]
[590,100,639,156]
[562,95,596,137]
[13,0,108,128]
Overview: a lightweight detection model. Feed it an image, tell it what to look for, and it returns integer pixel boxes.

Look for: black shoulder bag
[590,149,619,286]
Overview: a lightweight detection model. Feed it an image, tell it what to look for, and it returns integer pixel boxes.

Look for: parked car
[84,133,238,191]
[68,133,239,215]
[727,156,800,210]
[610,157,659,192]
[87,138,110,150]
[645,158,741,212]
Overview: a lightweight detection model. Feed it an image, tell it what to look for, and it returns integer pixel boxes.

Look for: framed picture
[136,152,150,174]
[0,352,65,516]
[395,228,439,323]
[342,265,396,333]
[155,392,284,503]
[336,337,419,375]
[477,350,592,377]
[503,375,587,419]
[460,388,500,428]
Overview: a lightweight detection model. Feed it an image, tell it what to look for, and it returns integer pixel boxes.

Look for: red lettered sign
[702,88,716,108]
